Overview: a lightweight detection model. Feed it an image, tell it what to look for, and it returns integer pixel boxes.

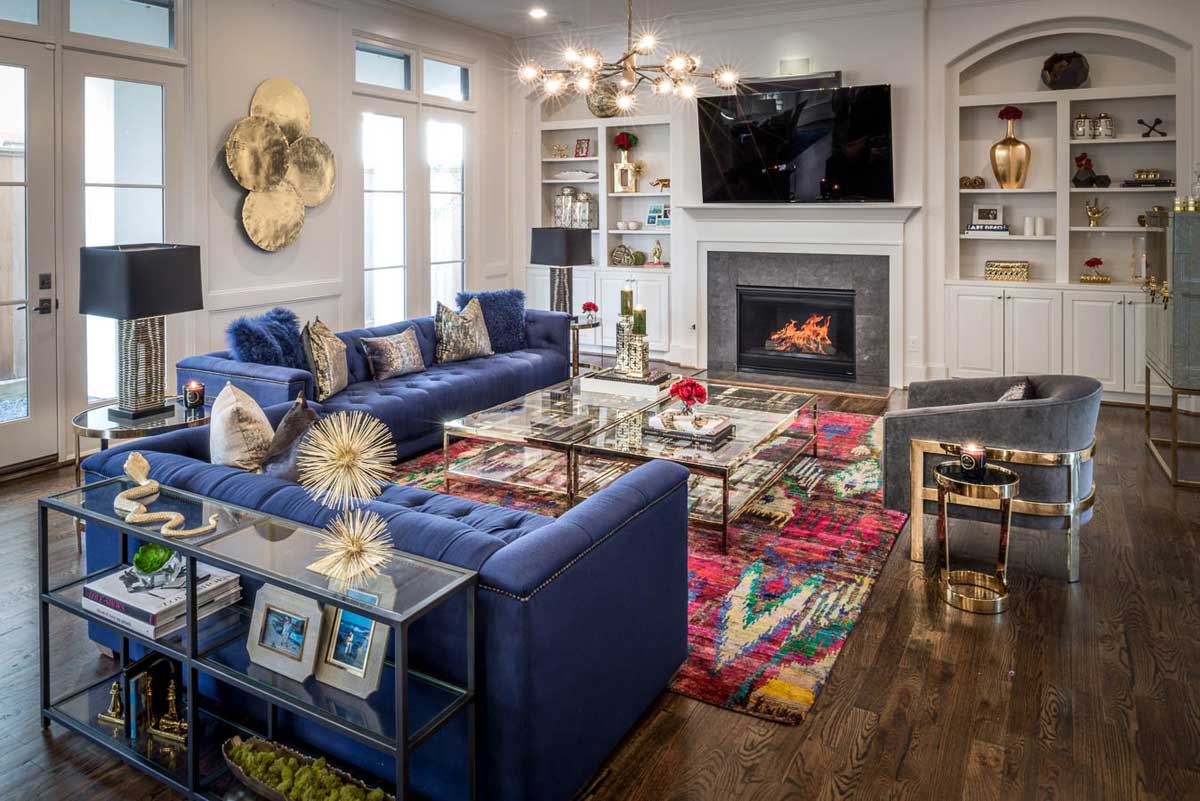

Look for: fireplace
[736,286,856,380]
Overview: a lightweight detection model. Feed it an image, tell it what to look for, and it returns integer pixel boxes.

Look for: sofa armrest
[906,376,1019,409]
[177,351,313,408]
[524,309,570,361]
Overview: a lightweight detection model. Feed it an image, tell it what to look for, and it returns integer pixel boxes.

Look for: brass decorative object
[242,184,306,252]
[296,411,396,510]
[615,315,635,374]
[1084,198,1109,228]
[114,452,220,537]
[308,508,393,583]
[650,177,670,192]
[984,260,1029,282]
[285,136,337,207]
[1134,168,1162,182]
[610,243,635,265]
[550,143,570,158]
[990,117,1031,189]
[149,678,188,744]
[250,78,311,143]
[225,116,289,192]
[585,80,621,118]
[97,681,124,726]
[612,150,641,192]
[119,317,167,417]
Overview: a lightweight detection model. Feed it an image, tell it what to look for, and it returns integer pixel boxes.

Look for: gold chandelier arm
[627,0,633,52]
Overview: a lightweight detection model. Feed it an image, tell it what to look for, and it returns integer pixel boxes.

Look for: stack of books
[643,409,735,447]
[83,564,241,639]
[580,368,673,399]
[964,223,1010,236]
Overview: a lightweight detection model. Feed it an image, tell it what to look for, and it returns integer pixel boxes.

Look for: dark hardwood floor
[3,400,1198,801]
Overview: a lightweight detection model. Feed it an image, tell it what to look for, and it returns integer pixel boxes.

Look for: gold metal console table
[1144,362,1200,490]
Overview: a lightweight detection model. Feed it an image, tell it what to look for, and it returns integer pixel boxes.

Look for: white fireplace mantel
[676,203,920,225]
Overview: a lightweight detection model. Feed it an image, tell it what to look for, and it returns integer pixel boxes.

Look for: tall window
[84,76,164,401]
[363,112,405,326]
[0,65,28,424]
[427,118,463,312]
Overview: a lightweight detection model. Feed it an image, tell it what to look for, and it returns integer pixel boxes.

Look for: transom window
[70,0,175,49]
[356,44,411,92]
[423,58,469,102]
[0,0,37,25]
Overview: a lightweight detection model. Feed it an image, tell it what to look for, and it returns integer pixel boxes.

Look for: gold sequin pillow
[435,298,494,363]
[361,327,426,380]
[301,317,349,401]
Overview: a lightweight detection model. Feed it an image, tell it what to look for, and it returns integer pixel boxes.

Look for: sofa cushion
[226,307,306,370]
[456,289,527,353]
[337,318,437,384]
[210,383,273,470]
[260,396,319,481]
[302,317,349,401]
[360,327,425,380]
[435,299,493,364]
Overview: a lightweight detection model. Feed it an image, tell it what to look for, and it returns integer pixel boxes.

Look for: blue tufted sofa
[83,402,690,801]
[176,310,570,460]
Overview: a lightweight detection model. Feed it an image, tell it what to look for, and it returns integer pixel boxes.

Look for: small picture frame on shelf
[972,204,1003,226]
[647,203,664,226]
[574,138,591,158]
[247,585,321,684]
[314,581,395,698]
[657,204,671,228]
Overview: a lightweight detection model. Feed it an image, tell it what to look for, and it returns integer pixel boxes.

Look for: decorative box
[984,260,1030,282]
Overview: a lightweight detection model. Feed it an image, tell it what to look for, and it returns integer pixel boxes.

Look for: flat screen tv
[697,83,894,203]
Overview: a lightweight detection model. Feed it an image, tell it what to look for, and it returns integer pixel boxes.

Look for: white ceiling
[393,0,816,40]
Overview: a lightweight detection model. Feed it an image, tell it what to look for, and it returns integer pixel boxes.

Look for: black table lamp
[530,227,592,314]
[79,244,203,421]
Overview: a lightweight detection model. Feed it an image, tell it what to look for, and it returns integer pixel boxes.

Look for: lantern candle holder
[183,381,206,410]
[960,442,987,480]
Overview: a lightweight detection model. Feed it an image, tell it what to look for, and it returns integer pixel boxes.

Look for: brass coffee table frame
[572,390,819,551]
[1144,362,1200,490]
[934,462,1020,615]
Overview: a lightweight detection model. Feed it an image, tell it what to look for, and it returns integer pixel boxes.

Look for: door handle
[34,298,53,315]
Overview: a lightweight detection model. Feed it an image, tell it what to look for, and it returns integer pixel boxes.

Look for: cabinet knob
[996,295,1003,300]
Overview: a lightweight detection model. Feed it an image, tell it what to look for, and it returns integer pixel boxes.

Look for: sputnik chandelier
[516,0,739,109]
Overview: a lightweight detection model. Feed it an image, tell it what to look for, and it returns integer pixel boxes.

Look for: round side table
[71,396,213,550]
[934,461,1020,614]
[570,318,601,376]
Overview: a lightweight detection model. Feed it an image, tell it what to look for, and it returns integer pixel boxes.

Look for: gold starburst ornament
[308,508,393,582]
[296,411,395,510]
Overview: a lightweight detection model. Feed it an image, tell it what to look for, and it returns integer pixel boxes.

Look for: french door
[0,39,56,469]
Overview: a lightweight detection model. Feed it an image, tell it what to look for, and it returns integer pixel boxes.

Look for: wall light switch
[907,336,920,353]
[38,273,51,290]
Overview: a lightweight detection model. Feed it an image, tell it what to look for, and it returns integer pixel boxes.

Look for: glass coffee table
[442,375,676,502]
[573,382,818,550]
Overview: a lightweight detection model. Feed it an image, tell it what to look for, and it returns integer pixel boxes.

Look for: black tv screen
[697,84,894,203]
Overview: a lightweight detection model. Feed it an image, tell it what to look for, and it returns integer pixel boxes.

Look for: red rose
[1084,159,1093,171]
[998,105,1023,121]
[613,131,638,151]
[669,378,707,407]
[1075,152,1089,167]
[582,301,598,313]
[1085,257,1103,268]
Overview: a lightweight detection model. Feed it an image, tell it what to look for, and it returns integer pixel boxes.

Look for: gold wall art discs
[242,183,305,252]
[225,116,289,192]
[285,136,337,207]
[250,78,311,143]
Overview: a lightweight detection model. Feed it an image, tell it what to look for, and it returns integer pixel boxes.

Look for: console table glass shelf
[38,477,477,801]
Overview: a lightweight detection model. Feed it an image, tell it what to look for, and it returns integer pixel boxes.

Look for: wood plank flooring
[3,400,1198,800]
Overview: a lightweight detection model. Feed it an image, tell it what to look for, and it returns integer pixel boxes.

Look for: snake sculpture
[113,452,220,538]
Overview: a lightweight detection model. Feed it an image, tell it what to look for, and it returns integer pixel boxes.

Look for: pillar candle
[633,305,647,335]
[620,286,634,316]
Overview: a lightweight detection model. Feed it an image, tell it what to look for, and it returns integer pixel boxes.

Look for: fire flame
[766,314,834,355]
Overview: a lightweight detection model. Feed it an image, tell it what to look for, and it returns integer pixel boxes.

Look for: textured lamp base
[111,316,171,421]
[549,266,573,314]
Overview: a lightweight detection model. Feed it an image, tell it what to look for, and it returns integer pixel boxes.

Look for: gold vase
[989,120,1031,189]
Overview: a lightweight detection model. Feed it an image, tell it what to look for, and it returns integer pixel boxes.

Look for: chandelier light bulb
[528,7,548,19]
[615,91,636,111]
[635,33,656,54]
[543,75,566,95]
[574,74,596,94]
[618,75,633,88]
[517,61,544,84]
[666,52,691,76]
[563,47,580,64]
[674,79,697,99]
[653,76,675,95]
[578,49,603,72]
[714,65,739,89]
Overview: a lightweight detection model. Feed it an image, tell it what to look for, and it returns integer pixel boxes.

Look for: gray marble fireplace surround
[707,251,890,388]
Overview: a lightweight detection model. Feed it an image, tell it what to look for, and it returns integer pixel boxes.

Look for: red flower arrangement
[669,378,707,410]
[1075,152,1094,171]
[1085,257,1104,268]
[998,105,1023,121]
[613,131,639,151]
[582,301,598,313]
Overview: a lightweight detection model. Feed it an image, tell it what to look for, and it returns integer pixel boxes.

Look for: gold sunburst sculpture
[296,411,395,510]
[308,508,393,582]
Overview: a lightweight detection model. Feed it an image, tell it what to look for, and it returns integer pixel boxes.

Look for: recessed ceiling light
[529,7,548,19]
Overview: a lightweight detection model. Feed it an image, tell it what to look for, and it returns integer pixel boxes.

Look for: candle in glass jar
[620,285,634,317]
[183,381,205,410]
[960,442,986,478]
[632,305,647,335]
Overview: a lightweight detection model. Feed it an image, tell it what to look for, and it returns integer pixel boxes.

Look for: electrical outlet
[907,336,920,353]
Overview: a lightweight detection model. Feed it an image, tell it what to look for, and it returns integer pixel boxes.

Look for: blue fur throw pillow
[455,289,526,353]
[227,307,306,369]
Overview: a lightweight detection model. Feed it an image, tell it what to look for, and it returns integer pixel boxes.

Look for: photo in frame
[657,204,671,228]
[972,204,1004,226]
[314,581,396,698]
[646,203,664,226]
[247,585,321,683]
[574,138,591,158]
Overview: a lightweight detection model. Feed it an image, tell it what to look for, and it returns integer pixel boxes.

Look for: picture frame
[314,580,396,698]
[972,204,1003,226]
[247,585,321,683]
[658,204,671,228]
[574,138,591,158]
[646,203,664,226]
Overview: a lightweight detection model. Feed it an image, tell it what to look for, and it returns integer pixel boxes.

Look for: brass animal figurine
[114,452,219,537]
[650,177,671,192]
[1085,198,1109,228]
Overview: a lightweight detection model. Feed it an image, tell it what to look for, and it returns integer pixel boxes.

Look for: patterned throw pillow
[260,396,319,481]
[435,298,494,364]
[210,383,274,470]
[998,379,1034,402]
[302,317,349,401]
[361,327,426,381]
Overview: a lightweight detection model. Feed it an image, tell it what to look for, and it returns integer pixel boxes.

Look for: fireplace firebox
[736,286,856,380]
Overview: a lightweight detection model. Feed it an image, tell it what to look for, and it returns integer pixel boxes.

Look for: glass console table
[38,477,477,800]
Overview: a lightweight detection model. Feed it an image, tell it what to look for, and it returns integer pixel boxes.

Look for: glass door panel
[363,111,406,326]
[427,118,464,312]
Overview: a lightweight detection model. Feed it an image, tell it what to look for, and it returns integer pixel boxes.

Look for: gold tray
[222,735,394,801]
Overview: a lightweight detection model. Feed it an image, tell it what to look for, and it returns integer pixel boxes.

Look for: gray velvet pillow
[998,379,1034,402]
[260,396,319,481]
[209,383,273,470]
[361,327,426,380]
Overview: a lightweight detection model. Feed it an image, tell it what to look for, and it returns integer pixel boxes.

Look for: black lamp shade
[79,244,203,319]
[530,228,592,266]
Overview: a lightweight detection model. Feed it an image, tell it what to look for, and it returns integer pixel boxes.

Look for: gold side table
[570,318,601,376]
[934,461,1020,614]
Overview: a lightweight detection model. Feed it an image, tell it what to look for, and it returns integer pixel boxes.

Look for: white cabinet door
[598,271,670,352]
[1062,291,1124,392]
[1124,293,1169,396]
[525,266,550,311]
[574,268,599,346]
[947,286,1004,378]
[1003,288,1062,376]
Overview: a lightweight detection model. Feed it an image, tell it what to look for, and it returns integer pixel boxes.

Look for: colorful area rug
[392,411,907,724]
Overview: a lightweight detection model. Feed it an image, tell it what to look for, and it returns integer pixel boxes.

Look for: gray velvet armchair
[883,375,1102,582]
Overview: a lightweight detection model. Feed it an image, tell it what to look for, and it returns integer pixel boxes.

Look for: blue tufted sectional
[82,310,692,801]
